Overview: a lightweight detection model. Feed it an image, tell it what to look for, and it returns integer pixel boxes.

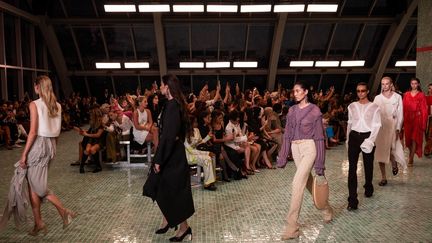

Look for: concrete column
[417,0,432,90]
[0,12,7,100]
[38,16,73,97]
[267,13,287,92]
[153,13,167,77]
[15,17,24,100]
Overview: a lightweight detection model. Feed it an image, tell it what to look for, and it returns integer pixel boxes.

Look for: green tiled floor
[1,130,432,242]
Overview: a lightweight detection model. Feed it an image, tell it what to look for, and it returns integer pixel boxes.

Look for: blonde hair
[35,75,59,117]
[138,95,147,106]
[381,76,395,93]
[89,108,103,129]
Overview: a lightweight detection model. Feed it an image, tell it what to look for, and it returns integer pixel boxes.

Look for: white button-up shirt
[347,101,381,143]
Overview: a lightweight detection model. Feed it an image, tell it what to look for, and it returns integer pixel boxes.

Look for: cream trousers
[284,139,332,236]
[186,148,216,186]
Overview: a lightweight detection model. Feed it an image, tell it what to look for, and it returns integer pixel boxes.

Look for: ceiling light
[315,61,340,67]
[240,5,272,13]
[96,62,121,69]
[289,61,314,67]
[395,61,416,67]
[340,60,365,67]
[307,4,338,13]
[207,4,238,13]
[206,62,231,68]
[124,62,150,69]
[104,5,136,13]
[233,61,258,68]
[179,62,205,68]
[173,5,204,12]
[138,4,170,12]
[274,4,305,12]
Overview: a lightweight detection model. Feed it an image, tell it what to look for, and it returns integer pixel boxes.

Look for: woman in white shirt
[20,76,76,235]
[224,110,253,176]
[184,116,217,191]
[346,82,381,211]
[106,109,133,159]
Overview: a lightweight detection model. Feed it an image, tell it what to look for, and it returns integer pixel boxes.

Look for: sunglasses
[357,89,367,93]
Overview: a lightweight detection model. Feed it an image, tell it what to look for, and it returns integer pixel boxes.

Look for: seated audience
[76,107,104,173]
[185,117,217,191]
[132,96,159,153]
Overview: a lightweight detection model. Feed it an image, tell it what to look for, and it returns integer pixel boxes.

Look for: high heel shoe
[392,165,399,175]
[378,179,388,187]
[155,224,178,234]
[29,224,48,236]
[62,209,77,229]
[169,227,192,242]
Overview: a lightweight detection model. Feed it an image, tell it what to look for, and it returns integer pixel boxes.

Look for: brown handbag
[312,175,329,210]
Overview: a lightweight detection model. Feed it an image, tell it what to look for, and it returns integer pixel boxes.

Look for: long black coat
[154,99,194,226]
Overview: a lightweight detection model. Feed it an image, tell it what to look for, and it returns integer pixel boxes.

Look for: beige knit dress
[373,93,407,169]
[26,136,57,198]
[0,136,56,231]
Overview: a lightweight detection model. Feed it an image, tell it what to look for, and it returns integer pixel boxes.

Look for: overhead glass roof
[0,0,418,98]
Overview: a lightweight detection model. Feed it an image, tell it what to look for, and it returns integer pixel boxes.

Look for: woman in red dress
[403,78,428,166]
[423,84,432,156]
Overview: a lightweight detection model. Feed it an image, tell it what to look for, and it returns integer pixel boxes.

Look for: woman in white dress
[132,96,159,152]
[373,77,407,186]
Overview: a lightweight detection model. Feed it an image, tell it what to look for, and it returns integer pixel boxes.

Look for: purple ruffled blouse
[277,103,326,174]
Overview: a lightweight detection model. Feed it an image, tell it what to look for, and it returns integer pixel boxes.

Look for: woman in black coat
[153,74,194,242]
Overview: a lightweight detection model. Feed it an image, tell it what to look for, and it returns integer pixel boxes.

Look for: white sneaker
[16,139,26,144]
[12,144,22,148]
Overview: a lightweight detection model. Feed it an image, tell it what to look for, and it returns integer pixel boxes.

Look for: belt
[292,139,313,144]
[351,130,371,135]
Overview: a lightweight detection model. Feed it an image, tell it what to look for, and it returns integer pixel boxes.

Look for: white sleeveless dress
[133,109,149,145]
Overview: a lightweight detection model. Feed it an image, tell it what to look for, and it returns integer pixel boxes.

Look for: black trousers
[347,131,375,206]
[223,145,244,175]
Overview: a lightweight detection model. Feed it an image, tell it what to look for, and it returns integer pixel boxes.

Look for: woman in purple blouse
[277,81,333,240]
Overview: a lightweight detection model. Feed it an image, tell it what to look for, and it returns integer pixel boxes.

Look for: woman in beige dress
[373,77,407,186]
[20,75,76,236]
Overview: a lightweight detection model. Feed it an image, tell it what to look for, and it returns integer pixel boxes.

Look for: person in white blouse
[106,109,133,159]
[224,110,252,177]
[373,77,407,187]
[184,117,217,191]
[346,82,381,211]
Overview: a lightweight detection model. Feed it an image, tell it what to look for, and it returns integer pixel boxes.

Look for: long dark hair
[147,93,160,118]
[161,74,192,141]
[409,77,422,92]
[293,81,314,104]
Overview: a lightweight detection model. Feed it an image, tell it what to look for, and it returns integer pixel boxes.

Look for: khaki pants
[284,139,332,236]
[105,133,117,162]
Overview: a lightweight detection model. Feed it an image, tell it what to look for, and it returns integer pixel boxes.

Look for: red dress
[403,91,428,157]
[424,95,432,155]
[426,96,432,115]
